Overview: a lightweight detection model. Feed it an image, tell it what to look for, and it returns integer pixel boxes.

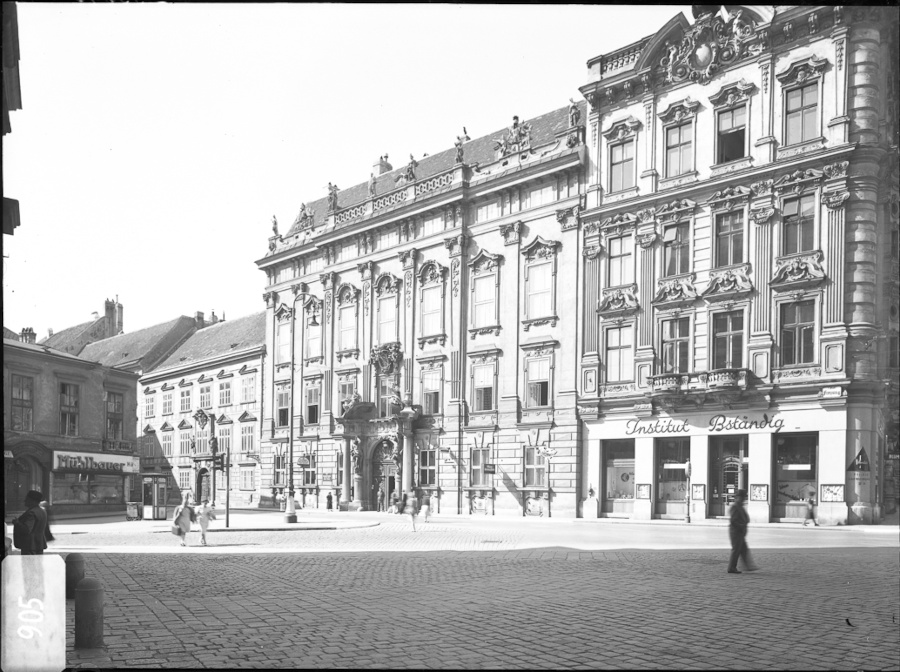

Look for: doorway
[196,469,210,504]
[709,436,748,517]
[5,456,45,512]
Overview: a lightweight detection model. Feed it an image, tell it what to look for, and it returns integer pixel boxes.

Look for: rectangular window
[715,211,744,267]
[199,384,212,409]
[337,452,343,488]
[218,426,231,456]
[527,358,550,408]
[276,319,290,365]
[665,122,693,178]
[713,311,744,369]
[605,326,634,383]
[475,200,499,223]
[524,447,546,487]
[662,318,690,374]
[219,381,232,406]
[774,433,818,512]
[783,194,815,255]
[604,440,635,502]
[471,447,490,486]
[241,424,255,453]
[163,392,173,415]
[657,438,690,502]
[180,388,191,413]
[180,432,191,456]
[59,383,79,436]
[378,375,400,417]
[419,449,436,486]
[307,315,323,358]
[379,227,398,248]
[473,275,496,328]
[106,391,124,440]
[241,375,256,403]
[422,214,443,237]
[276,385,290,428]
[273,454,286,487]
[421,285,442,336]
[422,369,441,415]
[663,223,690,277]
[339,305,356,351]
[195,427,207,454]
[306,384,320,425]
[178,470,191,490]
[11,374,34,432]
[608,236,633,286]
[473,364,495,412]
[162,433,173,457]
[302,454,317,486]
[717,105,746,163]
[781,301,816,366]
[240,468,255,491]
[528,182,556,208]
[339,376,356,402]
[378,296,396,344]
[526,262,553,318]
[785,82,818,145]
[610,139,635,192]
[144,394,155,420]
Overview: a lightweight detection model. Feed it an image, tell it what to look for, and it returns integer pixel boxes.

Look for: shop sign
[54,450,139,474]
[624,412,784,436]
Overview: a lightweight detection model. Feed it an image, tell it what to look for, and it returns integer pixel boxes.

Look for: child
[196,500,216,546]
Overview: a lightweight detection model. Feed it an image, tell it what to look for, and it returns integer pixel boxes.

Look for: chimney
[373,154,393,175]
[195,311,205,328]
[210,311,219,325]
[116,301,124,335]
[19,327,36,344]
[48,328,54,338]
[105,299,117,338]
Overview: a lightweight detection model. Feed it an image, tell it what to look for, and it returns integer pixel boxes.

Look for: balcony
[646,368,754,410]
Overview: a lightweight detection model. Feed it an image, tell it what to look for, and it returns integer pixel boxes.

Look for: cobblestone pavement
[47,518,899,670]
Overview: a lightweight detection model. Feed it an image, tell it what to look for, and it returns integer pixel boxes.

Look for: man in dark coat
[11,490,49,555]
[727,489,758,573]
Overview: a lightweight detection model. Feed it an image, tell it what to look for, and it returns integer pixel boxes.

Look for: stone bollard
[65,553,85,599]
[74,577,105,649]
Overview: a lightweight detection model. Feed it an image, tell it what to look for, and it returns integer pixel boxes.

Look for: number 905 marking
[17,596,44,638]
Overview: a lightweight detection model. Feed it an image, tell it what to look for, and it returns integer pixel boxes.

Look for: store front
[601,439,634,516]
[50,449,139,516]
[709,436,747,517]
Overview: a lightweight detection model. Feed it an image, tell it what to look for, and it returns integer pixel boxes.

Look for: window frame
[664,120,694,179]
[378,374,401,418]
[471,361,497,413]
[106,390,124,441]
[11,373,34,432]
[470,445,491,487]
[524,446,546,488]
[469,250,502,333]
[59,382,79,437]
[607,234,634,287]
[521,236,559,324]
[660,316,692,374]
[305,379,321,426]
[162,392,173,416]
[162,431,173,458]
[781,193,817,256]
[419,447,436,486]
[711,309,746,370]
[179,388,191,413]
[241,423,255,454]
[144,393,155,420]
[275,316,291,365]
[662,222,691,277]
[199,384,212,410]
[715,103,748,165]
[609,137,636,193]
[779,299,818,367]
[218,380,232,407]
[783,80,820,147]
[241,374,256,403]
[374,274,401,346]
[421,365,442,416]
[525,356,552,409]
[604,324,635,383]
[276,384,290,428]
[714,209,745,268]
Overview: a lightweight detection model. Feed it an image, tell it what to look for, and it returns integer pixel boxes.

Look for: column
[747,432,772,524]
[341,437,352,506]
[633,436,654,520]
[689,435,709,521]
[401,433,413,494]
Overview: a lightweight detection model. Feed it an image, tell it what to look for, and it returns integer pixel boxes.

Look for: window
[422,214,443,237]
[241,424,255,454]
[378,296,396,344]
[528,182,556,208]
[162,392,173,415]
[783,194,815,255]
[306,383,320,425]
[178,470,191,490]
[307,315,322,358]
[473,364,495,412]
[378,375,400,417]
[273,454,286,487]
[657,438,689,503]
[339,305,356,351]
[475,199,499,223]
[180,388,191,413]
[665,122,693,178]
[605,326,634,383]
[11,374,33,432]
[527,358,550,408]
[422,369,441,415]
[276,319,290,364]
[604,440,635,502]
[180,432,192,456]
[419,449,436,486]
[713,311,744,369]
[524,447,546,487]
[339,376,356,402]
[662,318,690,374]
[240,468,255,491]
[199,384,212,409]
[774,433,818,509]
[144,394,155,419]
[337,452,344,487]
[473,275,496,328]
[610,139,635,192]
[421,285,442,336]
[715,211,744,267]
[162,433,173,457]
[785,82,818,145]
[195,427,208,454]
[219,381,232,406]
[218,426,231,456]
[526,262,552,318]
[300,453,316,485]
[780,301,816,366]
[241,375,256,403]
[663,223,690,276]
[717,105,746,163]
[276,385,290,428]
[59,383,79,436]
[471,446,490,486]
[608,236,633,286]
[106,391,124,440]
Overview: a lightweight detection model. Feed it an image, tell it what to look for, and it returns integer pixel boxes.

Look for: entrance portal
[5,456,45,512]
[709,436,747,516]
[196,469,210,504]
[371,440,398,511]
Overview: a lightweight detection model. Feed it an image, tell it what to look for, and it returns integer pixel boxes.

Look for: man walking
[10,490,49,555]
[727,489,758,574]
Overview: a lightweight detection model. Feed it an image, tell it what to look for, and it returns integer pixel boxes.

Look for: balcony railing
[647,368,750,395]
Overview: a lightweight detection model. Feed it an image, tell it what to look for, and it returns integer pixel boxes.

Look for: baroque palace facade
[256,5,899,523]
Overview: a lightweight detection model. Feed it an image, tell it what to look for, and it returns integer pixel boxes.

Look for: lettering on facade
[624,413,784,436]
[56,454,128,472]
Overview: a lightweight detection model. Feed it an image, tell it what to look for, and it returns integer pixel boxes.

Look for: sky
[3,3,691,338]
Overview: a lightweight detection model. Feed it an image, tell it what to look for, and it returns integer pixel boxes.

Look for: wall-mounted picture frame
[636,484,651,500]
[692,484,705,501]
[750,484,768,502]
[821,484,844,502]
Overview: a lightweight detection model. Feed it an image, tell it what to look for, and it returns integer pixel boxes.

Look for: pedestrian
[10,490,49,555]
[195,499,216,546]
[803,496,819,526]
[326,493,333,511]
[420,493,431,523]
[171,493,195,547]
[406,490,419,532]
[377,485,385,512]
[390,491,400,514]
[39,500,55,542]
[727,489,758,574]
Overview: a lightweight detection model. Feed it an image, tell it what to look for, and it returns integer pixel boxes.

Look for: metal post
[209,414,217,507]
[685,459,692,524]
[285,297,298,524]
[225,445,230,528]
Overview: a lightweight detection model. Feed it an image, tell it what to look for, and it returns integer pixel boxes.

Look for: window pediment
[197,374,213,384]
[143,424,155,434]
[178,379,192,388]
[776,56,828,86]
[274,303,293,323]
[217,370,233,379]
[177,419,193,430]
[374,272,401,297]
[161,383,175,391]
[656,198,697,224]
[658,97,701,124]
[304,296,322,315]
[705,185,751,211]
[336,283,360,305]
[521,236,560,261]
[600,211,638,236]
[160,422,174,432]
[468,249,503,274]
[701,263,754,300]
[417,260,447,285]
[238,411,257,422]
[143,387,155,395]
[774,168,823,196]
[603,116,642,142]
[708,79,756,108]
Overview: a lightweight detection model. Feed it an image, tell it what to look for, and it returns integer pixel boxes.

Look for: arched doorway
[5,455,46,512]
[196,468,211,504]
[371,440,399,511]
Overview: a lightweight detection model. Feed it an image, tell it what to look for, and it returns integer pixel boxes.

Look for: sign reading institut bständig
[624,413,785,437]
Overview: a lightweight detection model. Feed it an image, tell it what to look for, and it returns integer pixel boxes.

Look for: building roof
[282,103,582,240]
[4,336,95,364]
[39,317,104,353]
[79,316,197,371]
[151,312,266,374]
[3,326,18,341]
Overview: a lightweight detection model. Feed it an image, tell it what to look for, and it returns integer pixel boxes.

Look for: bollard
[74,577,105,649]
[65,553,85,599]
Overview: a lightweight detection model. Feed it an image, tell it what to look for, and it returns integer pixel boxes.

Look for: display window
[604,440,635,501]
[656,438,689,515]
[52,473,124,505]
[774,433,817,516]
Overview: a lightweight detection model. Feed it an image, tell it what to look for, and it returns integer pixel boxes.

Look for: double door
[710,437,747,517]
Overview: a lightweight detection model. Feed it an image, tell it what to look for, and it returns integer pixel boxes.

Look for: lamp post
[685,459,692,524]
[284,287,312,524]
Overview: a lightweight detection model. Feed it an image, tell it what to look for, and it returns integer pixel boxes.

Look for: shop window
[60,383,79,436]
[526,358,551,408]
[273,454,286,487]
[219,381,232,406]
[774,433,818,505]
[472,275,496,328]
[11,374,34,432]
[276,384,290,427]
[661,317,690,374]
[665,122,693,178]
[378,375,400,418]
[471,446,490,486]
[106,391,124,441]
[607,235,633,286]
[783,194,815,255]
[605,326,634,383]
[162,432,173,457]
[241,424,255,453]
[305,383,320,425]
[180,388,191,413]
[780,300,816,366]
[241,375,256,403]
[610,139,635,192]
[339,304,356,351]
[657,438,690,503]
[663,223,690,277]
[717,105,746,163]
[144,394,155,420]
[419,449,436,486]
[712,311,744,369]
[473,363,495,412]
[51,473,124,506]
[785,82,818,145]
[715,211,744,268]
[200,384,212,409]
[604,439,635,502]
[162,392,173,415]
[524,446,546,487]
[422,368,441,415]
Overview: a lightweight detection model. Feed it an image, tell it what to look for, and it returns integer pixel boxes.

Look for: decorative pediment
[197,374,213,384]
[520,338,559,356]
[143,387,155,395]
[143,424,155,434]
[370,342,403,375]
[500,222,522,245]
[217,370,233,379]
[598,284,640,317]
[653,273,698,307]
[467,347,502,363]
[238,364,258,375]
[601,211,638,235]
[374,272,401,296]
[292,203,316,231]
[336,283,360,305]
[274,303,293,323]
[708,79,756,107]
[468,248,503,274]
[701,263,754,300]
[178,379,192,387]
[160,422,174,432]
[603,116,642,142]
[161,383,174,391]
[775,55,828,86]
[216,414,232,425]
[177,419,193,430]
[771,251,826,290]
[706,185,751,211]
[658,97,701,124]
[417,260,447,285]
[304,296,322,318]
[773,168,823,195]
[521,236,559,261]
[656,199,697,224]
[238,411,257,422]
